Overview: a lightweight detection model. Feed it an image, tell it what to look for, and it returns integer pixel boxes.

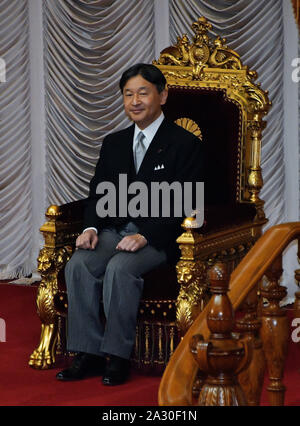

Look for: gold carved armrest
[37,199,85,285]
[40,199,85,250]
[37,199,85,292]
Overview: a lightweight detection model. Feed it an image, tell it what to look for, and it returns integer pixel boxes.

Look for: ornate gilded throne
[29,17,270,374]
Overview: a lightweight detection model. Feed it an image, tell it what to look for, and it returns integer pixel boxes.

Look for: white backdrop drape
[44,0,155,205]
[0,0,34,278]
[0,0,298,290]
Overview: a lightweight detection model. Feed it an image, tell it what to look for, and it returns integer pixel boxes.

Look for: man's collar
[133,113,164,147]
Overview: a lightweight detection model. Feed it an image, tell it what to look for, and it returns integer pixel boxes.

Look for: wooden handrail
[158,222,300,406]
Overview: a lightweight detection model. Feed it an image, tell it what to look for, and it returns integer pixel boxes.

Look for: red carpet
[0,283,300,406]
[0,283,160,406]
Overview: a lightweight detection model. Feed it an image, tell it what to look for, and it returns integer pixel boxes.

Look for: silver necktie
[134,131,146,172]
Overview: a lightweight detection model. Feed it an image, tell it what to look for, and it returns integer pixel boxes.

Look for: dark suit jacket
[83,118,204,263]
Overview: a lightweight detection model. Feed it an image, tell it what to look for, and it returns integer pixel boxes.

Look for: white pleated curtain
[169,0,285,229]
[0,0,155,279]
[0,0,295,282]
[44,0,155,205]
[0,0,33,278]
[44,0,286,226]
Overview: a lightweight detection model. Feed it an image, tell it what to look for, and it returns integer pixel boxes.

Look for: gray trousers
[65,223,167,360]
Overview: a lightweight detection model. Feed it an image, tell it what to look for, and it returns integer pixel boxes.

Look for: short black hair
[119,63,166,94]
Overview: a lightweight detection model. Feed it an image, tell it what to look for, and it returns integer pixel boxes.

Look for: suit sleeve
[83,137,109,230]
[138,136,204,250]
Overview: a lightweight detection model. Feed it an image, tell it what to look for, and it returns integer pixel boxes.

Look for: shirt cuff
[83,227,98,235]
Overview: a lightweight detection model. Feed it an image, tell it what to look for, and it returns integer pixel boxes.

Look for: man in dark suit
[56,63,203,385]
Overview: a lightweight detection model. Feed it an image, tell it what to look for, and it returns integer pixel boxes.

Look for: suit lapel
[117,124,135,175]
[137,119,172,177]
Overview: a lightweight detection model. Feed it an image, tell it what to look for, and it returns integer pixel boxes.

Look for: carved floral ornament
[175,118,202,140]
[153,16,271,116]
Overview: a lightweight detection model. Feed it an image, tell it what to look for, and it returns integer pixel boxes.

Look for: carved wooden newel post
[260,255,289,406]
[236,287,265,405]
[190,263,252,406]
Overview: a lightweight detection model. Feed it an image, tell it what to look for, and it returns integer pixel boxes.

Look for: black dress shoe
[56,352,106,381]
[102,355,130,386]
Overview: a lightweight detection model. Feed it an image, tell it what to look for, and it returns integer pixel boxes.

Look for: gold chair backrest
[154,16,271,219]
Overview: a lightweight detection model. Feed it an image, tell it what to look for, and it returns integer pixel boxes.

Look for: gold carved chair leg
[29,205,75,369]
[29,246,72,369]
[29,262,57,369]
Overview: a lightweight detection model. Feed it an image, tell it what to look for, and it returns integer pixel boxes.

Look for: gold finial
[182,216,201,230]
[191,16,212,36]
[45,205,61,221]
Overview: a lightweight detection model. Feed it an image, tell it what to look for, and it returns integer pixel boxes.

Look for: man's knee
[105,259,122,278]
[65,251,86,280]
[105,255,136,278]
[103,256,144,313]
[105,248,166,279]
[104,255,145,302]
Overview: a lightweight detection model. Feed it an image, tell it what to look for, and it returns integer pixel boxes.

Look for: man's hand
[76,229,98,250]
[116,234,147,252]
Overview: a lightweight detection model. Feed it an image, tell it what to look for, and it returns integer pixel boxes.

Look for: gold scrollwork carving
[154,16,271,208]
[155,17,242,76]
[29,245,72,369]
[175,260,208,335]
[209,36,242,70]
[157,34,190,66]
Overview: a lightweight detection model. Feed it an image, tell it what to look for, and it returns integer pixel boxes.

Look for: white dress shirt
[84,113,165,235]
[132,112,164,154]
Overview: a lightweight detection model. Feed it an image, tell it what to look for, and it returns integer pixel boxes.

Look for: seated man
[56,63,204,385]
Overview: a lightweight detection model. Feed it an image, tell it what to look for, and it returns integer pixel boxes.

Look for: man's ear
[160,88,168,106]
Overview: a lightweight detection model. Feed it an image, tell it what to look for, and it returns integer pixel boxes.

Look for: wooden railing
[158,222,300,406]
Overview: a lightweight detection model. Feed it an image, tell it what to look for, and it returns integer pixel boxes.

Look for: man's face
[123,75,168,130]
